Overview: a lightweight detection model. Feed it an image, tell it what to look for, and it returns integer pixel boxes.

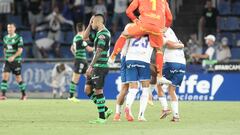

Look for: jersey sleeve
[18,36,24,48]
[97,34,107,49]
[126,0,139,22]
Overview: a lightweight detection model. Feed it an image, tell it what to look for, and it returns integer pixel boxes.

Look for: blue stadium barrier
[0,63,240,101]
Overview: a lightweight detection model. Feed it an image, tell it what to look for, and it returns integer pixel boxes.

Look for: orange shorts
[127,21,164,48]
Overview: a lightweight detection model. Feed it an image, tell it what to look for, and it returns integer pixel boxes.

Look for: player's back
[138,0,166,27]
[163,28,186,65]
[126,37,153,64]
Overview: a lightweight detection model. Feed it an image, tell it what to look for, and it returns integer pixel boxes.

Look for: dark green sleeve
[18,36,24,48]
[97,34,107,49]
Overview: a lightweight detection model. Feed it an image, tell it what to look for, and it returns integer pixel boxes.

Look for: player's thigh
[163,63,172,81]
[74,60,88,74]
[149,34,164,48]
[138,62,151,82]
[12,61,22,76]
[126,61,138,83]
[171,64,186,87]
[92,68,108,90]
[124,22,145,37]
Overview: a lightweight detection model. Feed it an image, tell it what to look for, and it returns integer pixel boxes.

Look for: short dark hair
[7,23,16,27]
[94,14,105,24]
[76,23,84,32]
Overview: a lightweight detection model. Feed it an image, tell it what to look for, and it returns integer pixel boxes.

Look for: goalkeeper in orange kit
[109,0,173,84]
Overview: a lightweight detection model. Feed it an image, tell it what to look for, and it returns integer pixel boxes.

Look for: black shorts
[2,61,22,75]
[86,68,108,89]
[74,59,88,74]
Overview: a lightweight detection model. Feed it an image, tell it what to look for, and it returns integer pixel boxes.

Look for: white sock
[171,101,179,118]
[149,84,155,96]
[159,96,168,110]
[125,88,139,109]
[139,88,149,118]
[115,104,122,114]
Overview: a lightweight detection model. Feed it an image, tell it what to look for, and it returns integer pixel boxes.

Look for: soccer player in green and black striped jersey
[0,23,27,100]
[68,23,93,102]
[83,14,113,124]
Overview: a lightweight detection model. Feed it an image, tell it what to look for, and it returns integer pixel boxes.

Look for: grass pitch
[0,99,239,135]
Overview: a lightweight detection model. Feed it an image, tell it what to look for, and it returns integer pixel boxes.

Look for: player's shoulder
[97,28,111,38]
[74,34,83,42]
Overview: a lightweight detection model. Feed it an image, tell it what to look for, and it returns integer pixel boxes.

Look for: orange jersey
[126,0,172,28]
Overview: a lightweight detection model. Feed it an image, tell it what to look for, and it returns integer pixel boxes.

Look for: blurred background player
[68,23,93,102]
[109,0,173,84]
[0,23,27,100]
[51,63,72,99]
[84,15,113,124]
[112,38,130,121]
[124,36,153,122]
[158,28,186,122]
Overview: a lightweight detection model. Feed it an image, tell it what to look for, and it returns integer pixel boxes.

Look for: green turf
[0,100,239,135]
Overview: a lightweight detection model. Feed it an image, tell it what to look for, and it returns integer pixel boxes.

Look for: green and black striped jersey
[3,34,23,62]
[73,34,88,60]
[93,28,111,68]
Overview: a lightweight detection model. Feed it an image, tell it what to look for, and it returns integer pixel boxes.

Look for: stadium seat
[218,17,227,30]
[35,31,48,40]
[230,48,240,59]
[6,15,23,28]
[226,17,240,30]
[60,46,73,58]
[218,0,231,15]
[19,31,33,45]
[217,32,234,46]
[232,2,240,15]
[59,31,74,45]
[233,33,240,46]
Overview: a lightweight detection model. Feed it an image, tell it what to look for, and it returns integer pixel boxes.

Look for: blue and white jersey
[120,39,130,58]
[164,28,186,65]
[126,37,153,64]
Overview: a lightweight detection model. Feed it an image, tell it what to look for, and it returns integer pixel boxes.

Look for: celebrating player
[68,23,93,102]
[84,14,113,124]
[0,23,27,100]
[123,36,153,121]
[109,0,173,84]
[157,28,186,122]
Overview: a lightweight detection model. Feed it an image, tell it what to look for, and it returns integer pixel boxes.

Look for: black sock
[21,91,26,96]
[70,93,74,98]
[96,94,106,119]
[2,90,6,96]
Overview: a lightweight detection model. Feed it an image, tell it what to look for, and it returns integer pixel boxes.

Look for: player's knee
[129,88,139,95]
[15,75,22,83]
[95,89,103,95]
[129,82,138,89]
[141,81,150,88]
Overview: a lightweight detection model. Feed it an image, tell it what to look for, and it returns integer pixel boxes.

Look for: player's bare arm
[8,48,23,62]
[166,40,184,49]
[86,47,103,76]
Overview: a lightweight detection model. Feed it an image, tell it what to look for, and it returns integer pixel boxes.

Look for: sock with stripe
[1,80,8,96]
[96,94,106,119]
[88,91,108,111]
[18,81,26,96]
[69,81,77,98]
